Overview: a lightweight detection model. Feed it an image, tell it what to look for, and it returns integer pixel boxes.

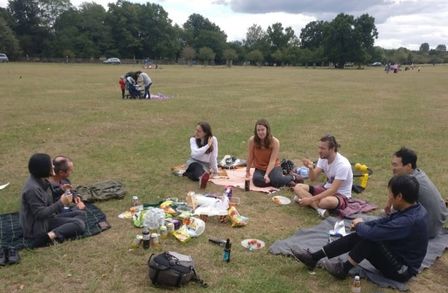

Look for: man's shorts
[309,185,348,210]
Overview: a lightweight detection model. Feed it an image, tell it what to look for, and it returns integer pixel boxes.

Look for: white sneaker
[317,208,329,218]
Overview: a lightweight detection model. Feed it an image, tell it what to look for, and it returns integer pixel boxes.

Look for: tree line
[0,0,447,67]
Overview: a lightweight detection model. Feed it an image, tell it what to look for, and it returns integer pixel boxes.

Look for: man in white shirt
[293,135,353,217]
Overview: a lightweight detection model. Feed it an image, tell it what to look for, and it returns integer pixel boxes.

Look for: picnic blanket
[0,203,110,250]
[269,216,448,291]
[150,92,171,100]
[338,198,377,218]
[209,167,279,194]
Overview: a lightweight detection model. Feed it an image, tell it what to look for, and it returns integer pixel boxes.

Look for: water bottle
[223,238,231,262]
[351,275,361,293]
[63,189,72,210]
[131,195,140,207]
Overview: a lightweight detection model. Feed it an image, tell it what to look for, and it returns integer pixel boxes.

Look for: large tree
[300,20,327,49]
[0,16,22,58]
[419,43,430,53]
[323,13,377,68]
[182,13,226,62]
[8,0,48,56]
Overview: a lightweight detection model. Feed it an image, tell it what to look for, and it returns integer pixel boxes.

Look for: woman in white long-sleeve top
[184,122,218,184]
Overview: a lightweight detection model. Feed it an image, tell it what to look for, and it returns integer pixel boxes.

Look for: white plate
[0,182,10,190]
[271,195,291,205]
[241,239,265,250]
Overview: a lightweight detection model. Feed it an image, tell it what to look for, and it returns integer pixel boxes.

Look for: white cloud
[0,0,447,49]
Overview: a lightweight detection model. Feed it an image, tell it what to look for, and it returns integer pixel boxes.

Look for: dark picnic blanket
[0,203,110,250]
[269,216,448,291]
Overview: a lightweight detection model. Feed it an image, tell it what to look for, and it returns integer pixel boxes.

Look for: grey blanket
[269,216,448,291]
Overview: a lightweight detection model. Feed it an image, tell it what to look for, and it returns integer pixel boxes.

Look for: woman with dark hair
[184,122,219,187]
[246,119,302,188]
[20,153,86,247]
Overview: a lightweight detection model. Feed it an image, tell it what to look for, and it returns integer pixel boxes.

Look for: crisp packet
[228,206,249,227]
[172,225,191,243]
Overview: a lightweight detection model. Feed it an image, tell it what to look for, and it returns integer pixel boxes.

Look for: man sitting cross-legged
[293,135,353,217]
[291,174,428,282]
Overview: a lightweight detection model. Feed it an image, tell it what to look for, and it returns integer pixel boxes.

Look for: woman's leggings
[252,166,293,188]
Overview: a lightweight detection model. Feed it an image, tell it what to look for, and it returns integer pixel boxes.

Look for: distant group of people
[119,71,152,99]
[181,119,447,282]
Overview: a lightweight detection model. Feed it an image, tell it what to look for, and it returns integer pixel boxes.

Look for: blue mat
[0,203,109,249]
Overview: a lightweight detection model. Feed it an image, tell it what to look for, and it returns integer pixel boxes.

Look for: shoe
[6,247,20,264]
[324,260,347,279]
[199,172,210,189]
[317,208,329,218]
[0,248,6,266]
[290,248,317,270]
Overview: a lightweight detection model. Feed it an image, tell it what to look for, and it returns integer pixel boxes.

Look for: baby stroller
[125,75,144,99]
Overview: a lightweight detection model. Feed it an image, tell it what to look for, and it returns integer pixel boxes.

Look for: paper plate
[241,239,265,250]
[271,195,291,205]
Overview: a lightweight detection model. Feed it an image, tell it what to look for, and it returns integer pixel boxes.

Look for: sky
[1,0,447,50]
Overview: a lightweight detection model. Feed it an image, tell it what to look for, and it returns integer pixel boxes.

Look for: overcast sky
[1,0,447,50]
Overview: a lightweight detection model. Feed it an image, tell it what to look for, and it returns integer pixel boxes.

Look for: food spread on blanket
[121,187,250,248]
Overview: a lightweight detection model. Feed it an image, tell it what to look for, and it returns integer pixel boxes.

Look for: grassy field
[0,63,447,292]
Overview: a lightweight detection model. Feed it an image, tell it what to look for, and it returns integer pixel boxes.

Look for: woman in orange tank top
[246,119,302,188]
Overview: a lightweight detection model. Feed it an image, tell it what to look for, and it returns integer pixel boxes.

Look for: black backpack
[281,159,295,175]
[148,251,207,288]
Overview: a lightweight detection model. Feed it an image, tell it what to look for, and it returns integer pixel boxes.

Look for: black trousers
[323,233,413,282]
[252,166,293,188]
[184,162,205,181]
[48,210,87,241]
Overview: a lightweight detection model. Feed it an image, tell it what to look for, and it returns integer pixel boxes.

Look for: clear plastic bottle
[131,196,140,207]
[351,275,361,293]
[159,225,168,239]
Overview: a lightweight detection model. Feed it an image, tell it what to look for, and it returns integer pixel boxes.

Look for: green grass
[0,63,447,292]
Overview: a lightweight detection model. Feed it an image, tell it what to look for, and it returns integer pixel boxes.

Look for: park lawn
[0,63,447,292]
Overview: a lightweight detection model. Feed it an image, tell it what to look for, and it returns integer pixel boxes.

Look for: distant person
[20,153,86,247]
[119,76,126,99]
[293,135,353,218]
[387,147,447,238]
[292,175,428,282]
[246,119,302,189]
[136,71,152,99]
[183,122,219,189]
